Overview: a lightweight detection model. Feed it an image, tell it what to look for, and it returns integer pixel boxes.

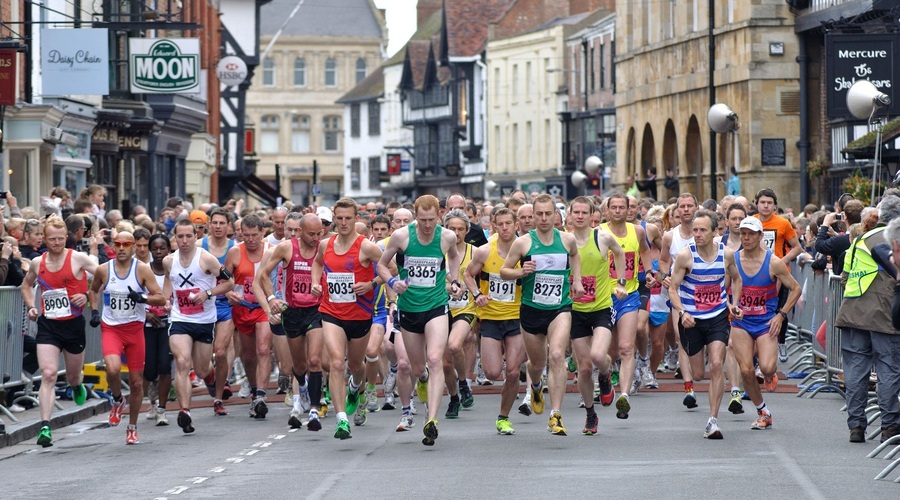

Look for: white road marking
[225,457,245,463]
[770,442,828,500]
[189,477,209,484]
[164,486,189,495]
[209,466,226,473]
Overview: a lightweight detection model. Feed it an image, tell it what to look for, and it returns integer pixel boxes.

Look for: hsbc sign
[216,55,248,87]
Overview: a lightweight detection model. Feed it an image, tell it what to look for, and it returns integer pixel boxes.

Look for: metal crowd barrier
[0,286,104,423]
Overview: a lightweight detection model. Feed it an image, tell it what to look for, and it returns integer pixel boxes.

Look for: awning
[238,173,284,207]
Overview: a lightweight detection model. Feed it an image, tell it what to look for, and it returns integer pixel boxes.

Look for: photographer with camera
[815,199,864,275]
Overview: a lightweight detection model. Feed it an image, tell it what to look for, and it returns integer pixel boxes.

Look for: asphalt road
[2,386,899,500]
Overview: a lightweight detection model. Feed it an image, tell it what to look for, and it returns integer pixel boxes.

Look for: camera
[835,213,844,221]
[0,191,7,199]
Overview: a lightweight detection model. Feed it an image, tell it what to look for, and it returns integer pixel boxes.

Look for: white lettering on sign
[834,77,893,92]
[838,50,888,58]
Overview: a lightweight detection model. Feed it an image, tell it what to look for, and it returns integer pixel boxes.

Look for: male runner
[255,213,323,429]
[569,197,627,434]
[264,206,293,397]
[720,203,749,414]
[628,195,663,392]
[601,193,652,418]
[377,195,462,445]
[199,208,236,415]
[731,217,800,430]
[443,209,477,419]
[163,219,234,433]
[225,215,274,419]
[464,208,524,435]
[21,217,99,447]
[89,231,166,444]
[312,198,384,439]
[668,210,743,439]
[501,195,584,436]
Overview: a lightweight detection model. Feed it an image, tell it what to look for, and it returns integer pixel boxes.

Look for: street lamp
[846,79,891,202]
[707,103,740,196]
[571,155,602,195]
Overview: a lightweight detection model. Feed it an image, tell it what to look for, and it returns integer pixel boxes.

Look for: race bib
[242,277,258,304]
[533,273,564,306]
[42,288,71,319]
[449,289,469,310]
[693,283,722,312]
[326,273,355,303]
[576,275,596,303]
[406,257,441,287]
[175,288,204,315]
[488,273,516,303]
[609,251,636,280]
[740,286,768,316]
[107,290,137,319]
[288,273,313,299]
[762,230,776,252]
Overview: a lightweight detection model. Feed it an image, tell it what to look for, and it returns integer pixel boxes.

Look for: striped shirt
[678,243,727,320]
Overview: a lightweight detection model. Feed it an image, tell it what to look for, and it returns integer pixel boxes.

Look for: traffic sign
[312,184,322,196]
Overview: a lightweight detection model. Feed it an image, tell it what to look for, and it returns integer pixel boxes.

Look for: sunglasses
[114,241,134,249]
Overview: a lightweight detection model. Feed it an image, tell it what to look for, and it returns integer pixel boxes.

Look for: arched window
[293,58,306,87]
[355,58,366,84]
[260,115,280,153]
[262,57,275,87]
[325,57,336,87]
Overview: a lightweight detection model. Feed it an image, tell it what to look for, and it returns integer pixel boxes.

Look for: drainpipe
[709,0,717,201]
[798,34,810,206]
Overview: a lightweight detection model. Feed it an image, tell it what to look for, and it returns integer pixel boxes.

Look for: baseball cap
[739,216,763,233]
[190,210,209,225]
[317,206,333,223]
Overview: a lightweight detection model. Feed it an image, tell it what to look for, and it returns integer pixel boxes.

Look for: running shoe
[72,383,87,406]
[307,412,322,432]
[611,368,619,388]
[567,355,576,373]
[222,383,233,400]
[109,398,126,427]
[346,387,361,416]
[459,383,474,409]
[156,408,169,426]
[177,410,195,434]
[36,425,52,447]
[288,409,303,429]
[548,413,567,436]
[319,402,329,418]
[755,365,765,384]
[238,382,252,399]
[445,399,461,419]
[778,343,788,363]
[365,388,379,413]
[764,374,779,393]
[416,369,429,403]
[476,362,491,385]
[518,397,532,416]
[531,384,545,414]
[298,386,312,413]
[409,397,418,415]
[683,389,698,409]
[353,405,367,427]
[598,372,615,407]
[751,410,772,430]
[284,386,293,407]
[277,372,291,395]
[615,394,631,419]
[422,418,438,446]
[384,370,397,396]
[334,418,352,439]
[397,412,414,432]
[126,425,139,445]
[704,419,723,439]
[496,418,515,435]
[642,369,658,389]
[727,390,744,415]
[664,347,679,372]
[213,400,228,416]
[190,369,202,387]
[146,403,158,421]
[629,378,641,396]
[147,383,158,405]
[249,396,268,419]
[382,392,396,411]
[582,412,599,436]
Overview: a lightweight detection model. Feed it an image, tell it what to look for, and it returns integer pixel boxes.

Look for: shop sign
[130,38,200,94]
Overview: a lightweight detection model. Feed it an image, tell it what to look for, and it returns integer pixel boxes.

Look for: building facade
[338,66,385,202]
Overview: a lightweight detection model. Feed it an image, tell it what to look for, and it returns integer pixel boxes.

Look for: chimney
[418,0,443,26]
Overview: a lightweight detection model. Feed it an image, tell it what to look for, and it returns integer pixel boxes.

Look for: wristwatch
[617,278,627,286]
[777,310,788,321]
[205,290,212,299]
[678,309,685,319]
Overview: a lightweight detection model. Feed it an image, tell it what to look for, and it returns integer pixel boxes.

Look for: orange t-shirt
[755,214,796,258]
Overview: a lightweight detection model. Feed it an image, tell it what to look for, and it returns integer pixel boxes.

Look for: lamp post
[846,79,891,203]
[707,103,739,197]
[571,155,602,196]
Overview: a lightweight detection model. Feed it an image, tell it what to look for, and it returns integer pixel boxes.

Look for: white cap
[316,206,333,223]
[739,216,763,233]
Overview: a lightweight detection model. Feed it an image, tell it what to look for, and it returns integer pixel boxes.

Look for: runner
[627,195,663,392]
[264,206,294,399]
[312,198,384,440]
[255,213,324,430]
[730,216,801,430]
[668,209,743,439]
[224,215,274,419]
[720,203,749,414]
[568,197,627,435]
[200,208,236,415]
[163,219,235,434]
[442,209,477,419]
[501,194,584,436]
[377,195,462,446]
[464,208,524,434]
[88,231,166,444]
[20,216,99,447]
[600,192,652,418]
[144,234,173,426]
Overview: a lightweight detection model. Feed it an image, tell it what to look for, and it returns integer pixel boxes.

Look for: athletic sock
[585,405,596,416]
[757,402,768,414]
[308,371,323,406]
[348,376,360,394]
[685,380,694,392]
[366,383,376,392]
[450,394,460,403]
[293,370,308,388]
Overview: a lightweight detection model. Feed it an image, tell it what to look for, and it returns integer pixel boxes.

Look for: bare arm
[138,262,166,307]
[724,249,742,318]
[564,233,584,300]
[658,231,673,282]
[598,232,628,299]
[465,246,489,307]
[668,249,693,327]
[253,246,279,313]
[88,263,107,312]
[311,239,328,297]
[783,235,802,265]
[443,230,462,298]
[500,236,532,281]
[636,225,653,282]
[377,229,408,295]
[201,251,235,298]
[20,256,41,314]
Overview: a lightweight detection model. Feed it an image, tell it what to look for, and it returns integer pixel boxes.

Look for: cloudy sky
[374,0,417,57]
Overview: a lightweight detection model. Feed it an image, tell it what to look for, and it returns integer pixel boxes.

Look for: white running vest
[169,249,217,323]
[101,258,147,326]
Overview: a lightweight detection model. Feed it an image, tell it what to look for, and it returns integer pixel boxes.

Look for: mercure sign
[129,38,200,94]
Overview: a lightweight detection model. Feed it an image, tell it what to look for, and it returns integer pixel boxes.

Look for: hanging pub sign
[129,38,200,94]
[0,49,16,105]
[41,28,109,96]
[825,33,900,119]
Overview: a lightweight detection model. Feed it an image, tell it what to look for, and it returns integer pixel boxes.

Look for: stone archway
[640,124,656,184]
[685,115,703,200]
[625,127,635,179]
[662,120,678,201]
